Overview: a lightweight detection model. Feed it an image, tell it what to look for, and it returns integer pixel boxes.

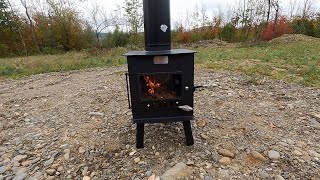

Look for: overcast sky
[97,0,320,19]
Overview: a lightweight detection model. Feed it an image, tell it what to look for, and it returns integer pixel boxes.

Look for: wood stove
[124,0,197,148]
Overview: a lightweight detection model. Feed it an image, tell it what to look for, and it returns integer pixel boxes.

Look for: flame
[144,76,161,95]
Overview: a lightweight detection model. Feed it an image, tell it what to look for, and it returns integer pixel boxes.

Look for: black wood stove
[124,0,197,148]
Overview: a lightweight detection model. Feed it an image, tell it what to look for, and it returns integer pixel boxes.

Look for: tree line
[0,0,320,57]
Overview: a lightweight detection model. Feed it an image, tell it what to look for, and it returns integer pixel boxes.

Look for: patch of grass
[0,48,127,78]
[1,40,319,88]
[195,41,320,87]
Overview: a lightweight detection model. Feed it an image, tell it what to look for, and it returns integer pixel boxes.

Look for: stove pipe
[143,0,171,51]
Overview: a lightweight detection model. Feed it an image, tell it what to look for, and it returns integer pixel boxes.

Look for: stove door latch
[178,105,193,112]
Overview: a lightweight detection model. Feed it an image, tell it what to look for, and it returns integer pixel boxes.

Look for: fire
[144,76,161,95]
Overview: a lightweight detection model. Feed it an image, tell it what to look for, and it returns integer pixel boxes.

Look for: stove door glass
[139,73,182,101]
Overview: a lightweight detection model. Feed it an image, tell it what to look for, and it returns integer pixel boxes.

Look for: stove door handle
[125,73,132,109]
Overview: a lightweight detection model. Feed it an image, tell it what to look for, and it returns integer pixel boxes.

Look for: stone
[155,152,160,156]
[251,151,268,162]
[64,153,70,160]
[89,112,104,117]
[161,162,189,180]
[259,171,270,179]
[219,157,231,166]
[134,157,141,163]
[79,147,86,154]
[268,150,280,160]
[21,161,31,167]
[12,155,28,163]
[46,176,55,180]
[218,149,235,158]
[286,139,295,145]
[0,166,6,174]
[186,160,194,166]
[200,134,209,140]
[57,166,64,172]
[83,176,91,180]
[196,120,207,127]
[16,168,28,175]
[46,169,56,176]
[308,150,320,158]
[293,150,303,156]
[30,157,41,164]
[28,172,43,180]
[13,173,28,180]
[275,175,285,180]
[204,176,213,180]
[129,151,136,156]
[145,170,152,177]
[44,157,55,167]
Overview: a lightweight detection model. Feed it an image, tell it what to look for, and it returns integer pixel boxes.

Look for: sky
[98,0,320,19]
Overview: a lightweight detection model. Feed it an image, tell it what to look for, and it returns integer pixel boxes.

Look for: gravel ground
[0,66,319,180]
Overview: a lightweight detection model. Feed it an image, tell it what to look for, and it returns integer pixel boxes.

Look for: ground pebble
[275,175,285,180]
[268,150,280,160]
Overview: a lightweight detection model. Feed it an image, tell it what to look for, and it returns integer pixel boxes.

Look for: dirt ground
[0,66,319,180]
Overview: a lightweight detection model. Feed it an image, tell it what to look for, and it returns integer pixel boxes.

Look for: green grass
[195,41,320,87]
[0,47,127,78]
[1,41,320,88]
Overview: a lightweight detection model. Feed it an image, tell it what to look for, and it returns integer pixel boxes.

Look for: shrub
[220,23,236,42]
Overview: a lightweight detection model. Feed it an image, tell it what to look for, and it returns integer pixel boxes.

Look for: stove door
[138,72,183,102]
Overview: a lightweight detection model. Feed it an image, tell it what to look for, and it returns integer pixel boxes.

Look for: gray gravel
[0,65,319,179]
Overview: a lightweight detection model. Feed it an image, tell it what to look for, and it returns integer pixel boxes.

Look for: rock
[28,172,43,180]
[46,169,56,176]
[200,134,209,140]
[64,153,70,160]
[145,170,152,177]
[134,157,141,163]
[83,176,91,180]
[155,152,160,156]
[219,157,231,165]
[308,150,320,158]
[186,160,194,166]
[16,168,28,175]
[204,176,213,180]
[196,120,206,127]
[275,175,285,180]
[79,147,86,154]
[218,149,235,158]
[251,151,268,161]
[46,176,55,180]
[259,171,270,179]
[89,112,104,117]
[268,150,280,160]
[0,166,6,174]
[12,155,28,163]
[44,157,55,167]
[57,166,64,172]
[13,173,28,180]
[21,161,31,167]
[293,150,303,156]
[30,157,41,164]
[129,151,136,156]
[161,162,189,180]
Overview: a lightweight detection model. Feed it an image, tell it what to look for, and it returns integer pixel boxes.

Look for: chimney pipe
[143,0,171,51]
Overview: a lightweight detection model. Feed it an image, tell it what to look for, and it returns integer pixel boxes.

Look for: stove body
[124,0,196,148]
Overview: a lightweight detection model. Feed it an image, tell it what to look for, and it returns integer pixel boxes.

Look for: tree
[0,0,9,27]
[123,0,143,35]
[81,0,110,44]
[20,0,40,52]
[200,2,209,27]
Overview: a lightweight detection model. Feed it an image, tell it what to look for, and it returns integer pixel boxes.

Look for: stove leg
[136,123,145,148]
[183,120,194,146]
